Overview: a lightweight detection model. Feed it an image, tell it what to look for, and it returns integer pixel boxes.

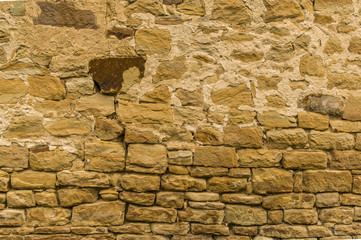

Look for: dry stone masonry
[1,0,361,239]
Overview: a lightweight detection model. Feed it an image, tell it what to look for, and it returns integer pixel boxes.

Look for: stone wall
[0,0,361,239]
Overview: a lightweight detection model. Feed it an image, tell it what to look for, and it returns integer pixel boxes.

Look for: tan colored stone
[65,77,94,95]
[260,224,308,238]
[194,127,222,145]
[331,151,361,170]
[327,72,361,90]
[95,118,124,141]
[135,29,171,56]
[266,43,294,62]
[233,226,258,236]
[188,201,224,210]
[343,94,361,120]
[58,188,98,207]
[0,144,27,169]
[176,88,204,106]
[11,171,56,189]
[126,205,177,223]
[27,208,71,226]
[120,191,155,206]
[57,170,109,188]
[44,118,92,137]
[75,94,115,116]
[265,95,286,108]
[283,151,327,169]
[4,116,45,139]
[141,86,171,103]
[228,168,251,178]
[161,174,206,191]
[211,84,253,107]
[152,223,190,235]
[185,192,220,202]
[109,223,151,234]
[168,165,189,175]
[224,126,263,148]
[30,147,75,172]
[324,37,343,55]
[354,175,361,194]
[316,192,340,207]
[208,177,247,193]
[190,167,227,177]
[309,131,354,150]
[355,207,361,220]
[194,146,237,168]
[0,171,9,192]
[229,109,256,124]
[298,112,329,130]
[266,128,307,149]
[125,127,159,144]
[156,192,184,208]
[225,205,267,225]
[0,210,25,226]
[1,61,48,76]
[308,225,332,237]
[302,170,352,192]
[72,201,125,226]
[253,168,293,194]
[284,208,318,224]
[117,234,168,240]
[99,189,118,201]
[334,223,361,236]
[7,191,35,208]
[238,149,281,168]
[178,208,224,224]
[125,0,164,16]
[153,57,187,83]
[300,54,325,77]
[319,207,353,224]
[349,37,361,54]
[173,106,206,125]
[231,51,264,62]
[211,0,252,25]
[34,99,73,117]
[221,194,262,205]
[257,111,296,129]
[314,0,353,14]
[117,100,173,124]
[119,174,160,192]
[168,151,193,166]
[263,0,304,22]
[191,224,229,235]
[268,210,283,224]
[0,77,27,103]
[34,226,70,234]
[331,120,361,132]
[127,144,167,174]
[35,192,58,207]
[28,75,65,100]
[262,193,315,209]
[177,0,205,16]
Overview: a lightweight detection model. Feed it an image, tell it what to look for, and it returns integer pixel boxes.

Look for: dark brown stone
[301,94,344,116]
[89,57,146,95]
[163,0,184,5]
[33,2,98,30]
[106,27,134,40]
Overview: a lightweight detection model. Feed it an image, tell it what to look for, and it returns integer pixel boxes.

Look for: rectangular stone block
[58,188,98,207]
[30,147,75,172]
[161,174,206,191]
[331,151,361,169]
[341,193,361,206]
[194,146,238,168]
[266,129,307,149]
[11,171,56,189]
[119,174,160,192]
[319,207,353,224]
[252,168,293,194]
[298,111,329,130]
[262,193,315,209]
[237,149,282,167]
[283,151,327,169]
[27,208,71,227]
[7,190,36,208]
[151,223,189,235]
[0,210,25,226]
[221,194,262,205]
[301,170,352,193]
[260,224,308,238]
[309,131,354,150]
[178,208,224,224]
[284,208,318,224]
[57,170,109,188]
[316,192,340,207]
[0,144,28,168]
[191,224,229,235]
[126,205,177,223]
[331,120,361,132]
[224,126,263,148]
[207,177,247,193]
[225,205,267,225]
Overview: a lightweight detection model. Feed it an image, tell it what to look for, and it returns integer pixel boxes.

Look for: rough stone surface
[266,128,307,149]
[0,78,27,104]
[127,144,167,174]
[30,147,75,172]
[126,205,177,223]
[301,170,352,193]
[194,146,237,168]
[253,168,293,194]
[28,76,66,101]
[225,205,267,225]
[283,151,327,169]
[262,193,315,209]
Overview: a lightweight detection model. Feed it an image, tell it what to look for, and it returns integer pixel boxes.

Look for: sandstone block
[156,192,184,208]
[194,127,223,145]
[28,75,66,100]
[309,131,354,150]
[0,144,28,168]
[177,0,205,16]
[27,208,71,226]
[161,174,206,191]
[30,147,75,172]
[4,116,45,139]
[343,95,361,121]
[308,225,333,237]
[266,128,307,149]
[58,188,98,207]
[349,37,361,54]
[153,57,187,83]
[0,210,25,226]
[331,151,361,170]
[335,223,361,236]
[260,224,308,238]
[208,177,247,193]
[119,174,160,192]
[211,84,254,108]
[319,207,353,224]
[330,120,361,132]
[268,210,283,224]
[120,191,155,206]
[263,0,304,22]
[108,223,151,234]
[316,192,340,207]
[324,36,343,55]
[75,94,115,117]
[262,193,315,209]
[302,170,352,192]
[300,54,325,77]
[0,77,27,103]
[211,0,252,25]
[314,0,354,14]
[298,112,329,130]
[221,194,262,205]
[266,43,294,62]
[142,86,171,103]
[185,192,220,202]
[253,168,293,194]
[341,193,361,206]
[57,171,109,188]
[135,29,171,55]
[152,223,189,235]
[238,149,281,168]
[125,128,159,144]
[225,205,267,225]
[117,235,168,240]
[11,171,56,189]
[188,201,224,210]
[283,151,327,169]
[194,146,237,168]
[126,205,177,223]
[35,192,58,207]
[224,126,263,148]
[7,191,36,208]
[178,208,224,224]
[353,175,361,194]
[191,224,229,235]
[233,226,258,236]
[95,119,124,141]
[327,72,361,90]
[301,94,344,116]
[44,118,92,137]
[0,171,9,192]
[257,111,296,129]
[284,208,318,224]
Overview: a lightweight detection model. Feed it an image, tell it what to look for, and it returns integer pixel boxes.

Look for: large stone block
[0,77,27,104]
[302,170,352,192]
[252,168,293,194]
[266,129,307,149]
[7,190,36,208]
[194,146,238,168]
[119,174,160,192]
[331,151,361,169]
[238,149,281,167]
[309,131,354,150]
[30,147,75,172]
[57,171,109,188]
[224,126,263,148]
[319,207,353,224]
[284,209,318,224]
[27,208,71,226]
[11,171,56,189]
[283,151,327,169]
[263,0,304,22]
[260,224,308,238]
[126,205,177,223]
[161,175,206,191]
[135,29,171,56]
[0,144,28,168]
[0,210,25,226]
[211,0,252,25]
[178,208,224,224]
[58,188,98,207]
[262,193,315,209]
[225,205,267,225]
[207,177,247,193]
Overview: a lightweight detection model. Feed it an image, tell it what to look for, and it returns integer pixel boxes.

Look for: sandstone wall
[0,0,361,239]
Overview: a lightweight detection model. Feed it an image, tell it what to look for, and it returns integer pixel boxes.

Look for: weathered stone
[316,192,340,207]
[57,171,109,188]
[156,192,184,208]
[263,0,304,22]
[106,26,134,40]
[211,0,252,25]
[208,177,247,193]
[44,118,92,137]
[120,191,155,206]
[314,0,354,14]
[89,57,145,95]
[309,131,354,150]
[357,134,361,150]
[331,151,361,170]
[233,226,258,236]
[211,84,254,107]
[266,43,294,62]
[330,120,361,132]
[225,205,267,225]
[301,94,344,116]
[190,167,227,177]
[125,0,164,16]
[224,126,263,148]
[231,51,264,62]
[84,141,125,172]
[95,119,124,141]
[185,192,220,202]
[0,171,9,192]
[141,86,171,104]
[76,94,115,117]
[161,174,206,191]
[308,225,333,237]
[72,201,125,226]
[354,175,361,194]
[268,210,283,224]
[11,1,26,16]
[135,29,171,55]
[153,57,187,83]
[126,205,177,223]
[109,223,151,234]
[194,146,237,168]
[177,0,205,16]
[283,151,327,169]
[228,168,251,178]
[30,147,75,172]
[99,189,118,201]
[4,116,45,139]
[221,194,262,205]
[119,174,160,192]
[327,72,361,90]
[229,110,256,124]
[152,223,189,235]
[34,226,70,234]
[127,144,167,174]
[324,37,343,55]
[0,210,25,226]
[117,101,173,124]
[262,193,315,209]
[117,235,168,240]
[173,106,206,125]
[260,224,308,238]
[65,77,94,94]
[253,168,293,194]
[35,192,58,207]
[349,37,361,54]
[0,144,27,169]
[300,54,325,77]
[7,191,35,208]
[266,95,286,108]
[335,223,361,235]
[124,127,159,144]
[301,170,352,192]
[343,94,361,121]
[58,189,98,207]
[238,149,281,168]
[27,208,71,226]
[163,0,183,5]
[28,75,66,100]
[257,111,296,129]
[298,112,329,130]
[0,62,48,76]
[341,193,361,206]
[284,209,318,224]
[188,201,224,210]
[266,128,307,149]
[319,207,353,224]
[314,14,335,24]
[33,2,98,29]
[178,208,224,224]
[194,127,223,145]
[169,165,188,175]
[12,171,56,189]
[0,77,27,104]
[191,224,229,235]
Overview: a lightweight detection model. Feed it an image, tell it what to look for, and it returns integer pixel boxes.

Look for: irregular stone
[238,149,281,168]
[173,106,206,125]
[106,26,134,40]
[35,192,58,207]
[284,209,318,224]
[153,57,187,83]
[164,0,184,5]
[141,86,171,104]
[349,37,361,54]
[302,170,352,192]
[314,0,354,14]
[308,225,333,237]
[260,224,308,238]
[300,54,325,77]
[44,118,92,137]
[65,77,94,94]
[262,193,315,209]
[0,144,28,168]
[0,30,10,43]
[253,168,293,194]
[221,194,262,205]
[34,226,70,234]
[33,2,98,29]
[190,167,227,177]
[76,94,115,116]
[0,171,9,192]
[263,0,304,22]
[95,119,124,141]
[319,207,353,224]
[194,146,237,168]
[176,88,204,107]
[178,208,224,224]
[34,99,73,117]
[343,94,361,121]
[257,111,297,129]
[58,189,98,207]
[72,201,125,226]
[208,177,247,193]
[266,43,294,62]
[177,0,205,16]
[89,57,146,94]
[57,171,109,188]
[127,144,167,174]
[231,51,264,62]
[335,223,361,235]
[7,191,35,208]
[233,226,258,236]
[30,147,76,172]
[117,235,168,240]
[324,37,343,55]
[156,192,184,208]
[316,192,340,207]
[161,127,193,142]
[298,112,329,130]
[194,127,223,145]
[120,191,155,206]
[228,168,251,178]
[85,141,125,172]
[354,175,361,194]
[211,84,254,107]
[301,94,344,116]
[224,126,263,148]
[152,223,189,235]
[0,61,48,76]
[4,116,45,139]
[211,0,252,25]
[0,77,27,104]
[314,14,335,24]
[309,131,354,150]
[11,171,56,189]
[28,75,66,100]
[27,208,71,226]
[327,72,361,90]
[0,210,25,226]
[266,95,286,108]
[119,174,160,192]
[229,110,256,124]
[225,205,267,225]
[283,151,327,169]
[185,192,220,202]
[161,175,206,191]
[108,223,151,234]
[191,224,229,235]
[266,128,307,149]
[135,29,171,55]
[124,128,159,144]
[126,205,177,223]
